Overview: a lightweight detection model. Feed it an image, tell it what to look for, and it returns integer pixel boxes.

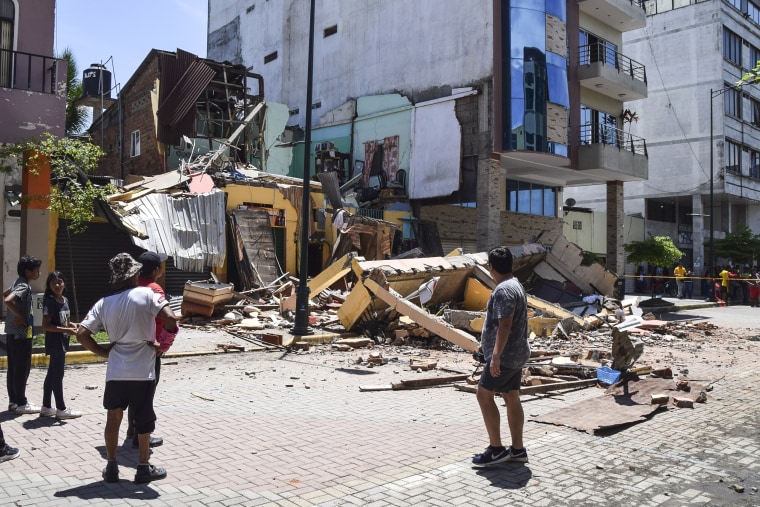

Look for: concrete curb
[0,348,265,369]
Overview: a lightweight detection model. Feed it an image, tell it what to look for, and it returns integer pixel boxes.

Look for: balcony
[577,123,648,182]
[0,49,66,140]
[578,0,646,32]
[0,48,60,94]
[578,43,647,101]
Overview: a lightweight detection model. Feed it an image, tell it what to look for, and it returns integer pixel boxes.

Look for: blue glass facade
[503,0,569,155]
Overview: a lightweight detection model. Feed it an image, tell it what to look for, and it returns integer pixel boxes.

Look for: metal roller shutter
[55,220,211,320]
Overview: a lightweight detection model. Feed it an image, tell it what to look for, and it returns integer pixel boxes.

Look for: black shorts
[478,362,522,393]
[103,380,156,435]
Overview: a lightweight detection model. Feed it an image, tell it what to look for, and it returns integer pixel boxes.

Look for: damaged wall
[208,0,494,132]
[420,205,564,254]
[224,182,331,277]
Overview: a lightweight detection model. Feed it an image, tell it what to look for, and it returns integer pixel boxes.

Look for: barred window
[724,86,741,118]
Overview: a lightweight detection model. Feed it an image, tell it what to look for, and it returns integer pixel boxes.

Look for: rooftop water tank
[81,63,111,99]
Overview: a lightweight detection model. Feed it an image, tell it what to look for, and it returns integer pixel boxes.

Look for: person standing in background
[4,255,42,414]
[77,253,178,484]
[674,262,686,299]
[39,271,82,420]
[125,251,171,449]
[472,246,530,466]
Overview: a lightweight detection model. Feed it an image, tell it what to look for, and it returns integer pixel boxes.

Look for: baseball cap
[137,251,169,274]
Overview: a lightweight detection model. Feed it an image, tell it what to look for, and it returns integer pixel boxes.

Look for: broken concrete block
[673,397,694,408]
[611,327,644,371]
[651,394,669,405]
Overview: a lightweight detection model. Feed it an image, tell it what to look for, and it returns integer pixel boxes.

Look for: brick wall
[420,204,563,251]
[91,55,164,179]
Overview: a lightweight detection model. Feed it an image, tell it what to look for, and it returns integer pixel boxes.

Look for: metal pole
[292,0,316,336]
[709,89,714,301]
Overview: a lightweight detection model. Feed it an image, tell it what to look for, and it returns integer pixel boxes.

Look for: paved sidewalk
[0,324,758,506]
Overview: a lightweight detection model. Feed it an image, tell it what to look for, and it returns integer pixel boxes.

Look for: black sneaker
[505,446,529,463]
[0,444,20,463]
[102,460,119,483]
[134,463,167,484]
[472,446,510,466]
[132,435,164,449]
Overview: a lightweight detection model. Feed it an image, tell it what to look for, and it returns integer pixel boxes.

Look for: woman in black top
[40,271,81,420]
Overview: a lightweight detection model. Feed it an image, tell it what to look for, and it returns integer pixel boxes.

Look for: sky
[54,0,208,91]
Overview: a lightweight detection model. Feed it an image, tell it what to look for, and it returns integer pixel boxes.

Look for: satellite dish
[564,198,576,208]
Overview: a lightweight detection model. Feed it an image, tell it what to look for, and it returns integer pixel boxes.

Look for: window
[579,29,617,69]
[0,0,14,88]
[751,150,760,179]
[750,97,760,127]
[506,180,557,217]
[130,130,141,158]
[724,86,741,118]
[725,0,742,10]
[723,28,741,65]
[749,1,760,25]
[725,140,741,174]
[750,45,760,71]
[580,105,618,146]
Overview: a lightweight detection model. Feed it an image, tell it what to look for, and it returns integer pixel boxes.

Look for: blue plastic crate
[596,366,621,385]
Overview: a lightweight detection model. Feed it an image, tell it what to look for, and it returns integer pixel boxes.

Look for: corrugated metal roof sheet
[120,188,226,272]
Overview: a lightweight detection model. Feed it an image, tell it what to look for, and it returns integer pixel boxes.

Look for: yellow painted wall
[224,184,328,276]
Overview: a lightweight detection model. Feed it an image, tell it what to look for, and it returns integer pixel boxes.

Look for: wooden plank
[519,378,598,395]
[393,374,471,390]
[359,385,394,392]
[526,295,586,328]
[337,280,373,330]
[455,378,598,395]
[363,278,479,352]
[281,252,358,312]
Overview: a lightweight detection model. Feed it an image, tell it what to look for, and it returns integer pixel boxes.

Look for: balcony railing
[579,42,647,85]
[579,123,648,157]
[0,48,59,94]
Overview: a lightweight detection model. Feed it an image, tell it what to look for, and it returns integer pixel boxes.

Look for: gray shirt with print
[4,277,32,339]
[481,277,530,369]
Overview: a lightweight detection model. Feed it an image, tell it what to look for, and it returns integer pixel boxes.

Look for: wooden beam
[363,278,479,352]
[281,252,358,312]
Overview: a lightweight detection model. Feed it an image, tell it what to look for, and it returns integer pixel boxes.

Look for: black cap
[137,251,168,274]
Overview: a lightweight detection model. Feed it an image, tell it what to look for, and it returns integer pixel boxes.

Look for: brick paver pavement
[0,321,758,506]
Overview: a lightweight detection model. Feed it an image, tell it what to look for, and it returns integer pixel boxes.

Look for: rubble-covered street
[0,302,758,505]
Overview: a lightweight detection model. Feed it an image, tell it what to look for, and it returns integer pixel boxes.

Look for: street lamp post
[292,0,317,336]
[708,85,740,301]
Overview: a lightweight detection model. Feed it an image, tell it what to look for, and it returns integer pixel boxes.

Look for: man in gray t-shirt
[472,246,531,467]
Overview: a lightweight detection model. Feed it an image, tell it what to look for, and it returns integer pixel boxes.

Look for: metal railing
[579,42,647,85]
[0,48,59,94]
[579,123,648,157]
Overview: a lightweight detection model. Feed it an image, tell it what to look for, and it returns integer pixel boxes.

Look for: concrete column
[476,154,504,251]
[21,151,51,293]
[691,194,705,274]
[606,181,624,275]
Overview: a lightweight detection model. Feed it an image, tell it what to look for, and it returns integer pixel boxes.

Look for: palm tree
[59,47,88,136]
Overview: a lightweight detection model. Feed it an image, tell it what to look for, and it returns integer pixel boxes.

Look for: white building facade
[568,0,760,277]
[207,0,649,274]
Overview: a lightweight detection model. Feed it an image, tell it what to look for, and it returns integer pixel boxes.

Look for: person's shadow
[55,445,160,499]
[54,482,160,500]
[474,463,532,488]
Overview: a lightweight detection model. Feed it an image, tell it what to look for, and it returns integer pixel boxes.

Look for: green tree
[0,132,110,232]
[59,47,88,136]
[739,62,760,86]
[624,235,683,299]
[711,226,760,266]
